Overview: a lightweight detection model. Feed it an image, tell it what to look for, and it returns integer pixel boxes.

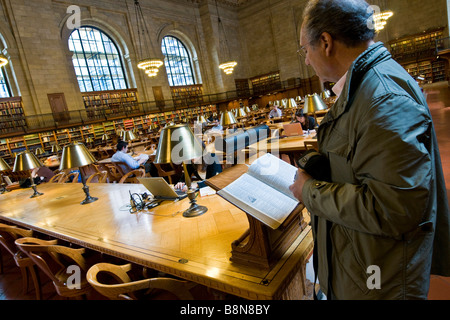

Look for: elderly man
[289,0,450,300]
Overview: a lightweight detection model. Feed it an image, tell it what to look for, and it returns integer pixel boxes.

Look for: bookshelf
[170,85,203,108]
[250,72,282,96]
[0,97,26,134]
[0,104,218,164]
[389,28,447,83]
[235,79,250,97]
[82,89,139,118]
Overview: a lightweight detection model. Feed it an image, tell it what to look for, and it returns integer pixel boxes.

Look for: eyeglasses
[297,45,308,58]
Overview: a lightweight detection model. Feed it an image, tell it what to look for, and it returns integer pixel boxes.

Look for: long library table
[0,182,313,300]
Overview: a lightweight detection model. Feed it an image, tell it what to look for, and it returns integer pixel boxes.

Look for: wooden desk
[0,183,312,300]
[245,134,317,165]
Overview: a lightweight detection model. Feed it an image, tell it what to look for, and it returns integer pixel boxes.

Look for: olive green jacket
[302,42,450,300]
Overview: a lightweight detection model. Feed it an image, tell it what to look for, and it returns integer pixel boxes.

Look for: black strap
[312,214,333,300]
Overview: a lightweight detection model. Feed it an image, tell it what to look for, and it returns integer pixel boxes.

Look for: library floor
[1,82,450,300]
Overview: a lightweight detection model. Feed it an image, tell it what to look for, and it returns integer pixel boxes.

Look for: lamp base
[81,196,98,205]
[1,183,10,194]
[182,190,207,218]
[30,185,43,198]
[183,203,208,218]
[81,183,98,205]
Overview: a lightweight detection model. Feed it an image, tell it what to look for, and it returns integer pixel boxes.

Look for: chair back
[118,169,146,184]
[48,172,66,183]
[60,171,79,183]
[86,171,108,183]
[87,262,195,300]
[0,223,33,258]
[15,237,91,298]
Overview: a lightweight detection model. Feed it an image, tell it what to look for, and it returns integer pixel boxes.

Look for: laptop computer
[138,177,188,200]
[283,123,303,136]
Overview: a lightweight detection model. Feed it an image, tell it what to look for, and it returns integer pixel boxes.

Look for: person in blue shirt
[268,105,282,118]
[111,140,158,176]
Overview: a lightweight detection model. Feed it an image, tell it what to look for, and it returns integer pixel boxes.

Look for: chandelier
[373,10,393,31]
[215,0,237,75]
[0,53,8,67]
[133,0,164,77]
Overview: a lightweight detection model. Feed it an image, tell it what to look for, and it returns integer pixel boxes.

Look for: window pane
[69,26,128,92]
[161,36,195,87]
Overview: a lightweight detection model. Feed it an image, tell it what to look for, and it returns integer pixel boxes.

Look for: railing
[0,76,315,137]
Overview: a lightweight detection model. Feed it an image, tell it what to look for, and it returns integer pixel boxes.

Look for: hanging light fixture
[215,0,237,75]
[133,0,164,77]
[373,10,393,31]
[0,53,8,68]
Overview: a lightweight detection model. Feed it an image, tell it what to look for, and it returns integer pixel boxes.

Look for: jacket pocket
[331,224,371,296]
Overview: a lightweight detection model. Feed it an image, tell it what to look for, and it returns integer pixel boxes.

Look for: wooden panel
[48,93,70,123]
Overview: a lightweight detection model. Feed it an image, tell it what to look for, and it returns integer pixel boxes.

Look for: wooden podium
[206,164,307,269]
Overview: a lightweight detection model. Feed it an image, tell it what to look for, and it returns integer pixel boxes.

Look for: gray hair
[302,0,376,48]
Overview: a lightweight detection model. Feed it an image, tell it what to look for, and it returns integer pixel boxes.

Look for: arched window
[161,36,195,86]
[0,68,11,98]
[68,26,128,92]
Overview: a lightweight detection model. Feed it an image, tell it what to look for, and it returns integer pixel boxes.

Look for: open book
[217,153,299,229]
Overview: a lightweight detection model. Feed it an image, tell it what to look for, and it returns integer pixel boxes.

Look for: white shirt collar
[332,71,348,98]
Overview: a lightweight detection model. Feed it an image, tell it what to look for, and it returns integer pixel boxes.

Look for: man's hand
[289,169,313,203]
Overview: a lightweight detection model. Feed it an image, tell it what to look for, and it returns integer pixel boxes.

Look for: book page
[218,173,298,229]
[247,153,298,201]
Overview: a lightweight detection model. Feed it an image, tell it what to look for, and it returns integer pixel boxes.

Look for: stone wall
[0,0,446,117]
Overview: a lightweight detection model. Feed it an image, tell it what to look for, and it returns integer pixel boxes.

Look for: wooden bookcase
[0,104,218,164]
[170,85,203,107]
[0,97,26,134]
[250,72,282,96]
[390,28,447,83]
[82,89,139,118]
[235,79,250,98]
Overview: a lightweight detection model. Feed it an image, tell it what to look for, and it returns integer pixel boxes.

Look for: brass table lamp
[303,93,327,116]
[154,124,207,218]
[122,130,136,142]
[35,147,45,156]
[60,142,98,205]
[13,151,44,198]
[51,144,62,153]
[0,157,11,194]
[220,111,237,127]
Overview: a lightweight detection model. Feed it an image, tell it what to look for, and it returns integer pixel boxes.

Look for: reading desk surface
[0,182,313,300]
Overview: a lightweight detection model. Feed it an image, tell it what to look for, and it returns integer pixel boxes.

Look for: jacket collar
[321,42,391,125]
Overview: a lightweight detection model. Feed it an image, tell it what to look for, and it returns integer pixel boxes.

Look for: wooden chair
[60,171,79,183]
[304,140,318,151]
[86,171,108,183]
[48,172,66,183]
[153,163,180,184]
[118,169,146,184]
[0,224,42,299]
[86,262,196,300]
[15,237,93,299]
[96,163,121,183]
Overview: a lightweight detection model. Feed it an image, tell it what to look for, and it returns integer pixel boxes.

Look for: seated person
[210,119,223,131]
[20,166,55,188]
[174,142,222,192]
[111,141,158,176]
[268,105,282,119]
[291,109,316,131]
